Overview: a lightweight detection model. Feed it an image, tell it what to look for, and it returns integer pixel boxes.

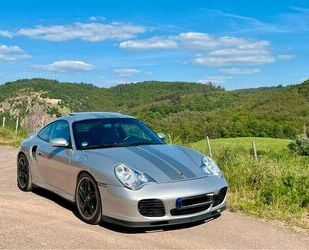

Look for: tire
[17,153,32,192]
[75,173,102,225]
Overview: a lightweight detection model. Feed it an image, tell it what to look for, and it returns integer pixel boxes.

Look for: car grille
[213,187,228,206]
[170,193,213,216]
[138,199,166,217]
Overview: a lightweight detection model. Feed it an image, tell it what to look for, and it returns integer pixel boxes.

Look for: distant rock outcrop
[0,89,70,131]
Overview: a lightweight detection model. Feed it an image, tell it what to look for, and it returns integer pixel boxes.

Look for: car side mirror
[157,132,166,140]
[50,138,69,147]
[28,132,37,139]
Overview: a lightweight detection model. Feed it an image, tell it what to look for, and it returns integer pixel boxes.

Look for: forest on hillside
[0,78,309,142]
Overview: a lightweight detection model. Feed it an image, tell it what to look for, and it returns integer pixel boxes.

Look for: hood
[85,144,206,183]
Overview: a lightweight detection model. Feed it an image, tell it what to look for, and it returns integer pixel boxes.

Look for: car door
[34,123,53,184]
[37,120,73,193]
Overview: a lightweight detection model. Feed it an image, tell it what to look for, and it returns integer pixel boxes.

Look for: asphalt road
[0,146,308,249]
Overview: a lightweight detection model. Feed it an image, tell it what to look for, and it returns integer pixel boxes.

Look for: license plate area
[176,193,213,208]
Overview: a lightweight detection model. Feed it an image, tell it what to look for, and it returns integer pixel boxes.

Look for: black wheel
[76,173,102,225]
[17,154,32,191]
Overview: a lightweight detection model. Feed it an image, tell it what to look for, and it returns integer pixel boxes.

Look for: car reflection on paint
[17,112,228,227]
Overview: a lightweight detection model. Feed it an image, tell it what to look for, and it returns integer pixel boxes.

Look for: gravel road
[0,146,308,249]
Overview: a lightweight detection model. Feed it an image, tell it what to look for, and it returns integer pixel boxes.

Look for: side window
[49,121,71,145]
[38,124,52,142]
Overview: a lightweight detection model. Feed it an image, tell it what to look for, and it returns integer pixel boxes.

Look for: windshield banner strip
[126,147,184,180]
[142,147,197,178]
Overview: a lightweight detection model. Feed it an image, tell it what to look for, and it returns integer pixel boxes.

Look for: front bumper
[103,205,226,228]
[99,176,228,227]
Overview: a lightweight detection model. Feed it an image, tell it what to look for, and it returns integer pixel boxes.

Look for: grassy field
[189,137,309,230]
[189,137,291,153]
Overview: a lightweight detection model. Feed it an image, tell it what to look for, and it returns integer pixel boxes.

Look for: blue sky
[0,0,308,89]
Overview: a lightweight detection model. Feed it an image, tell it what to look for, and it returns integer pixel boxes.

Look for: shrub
[288,133,309,156]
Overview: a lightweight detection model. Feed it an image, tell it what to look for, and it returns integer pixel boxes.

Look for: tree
[288,124,309,156]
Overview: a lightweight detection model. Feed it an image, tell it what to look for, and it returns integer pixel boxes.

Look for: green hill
[0,78,308,142]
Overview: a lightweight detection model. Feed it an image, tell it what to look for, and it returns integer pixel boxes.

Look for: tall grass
[190,138,309,230]
[0,128,28,147]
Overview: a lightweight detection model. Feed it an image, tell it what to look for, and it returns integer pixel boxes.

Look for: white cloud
[209,48,269,57]
[177,32,270,50]
[210,7,309,35]
[177,32,218,49]
[119,32,269,51]
[120,31,277,67]
[195,55,275,66]
[206,9,286,35]
[89,16,106,21]
[119,37,178,49]
[207,9,264,25]
[17,22,145,42]
[0,45,29,61]
[198,76,233,84]
[36,60,94,72]
[114,68,141,77]
[0,30,13,38]
[180,33,275,66]
[121,32,272,52]
[219,68,260,75]
[276,54,295,61]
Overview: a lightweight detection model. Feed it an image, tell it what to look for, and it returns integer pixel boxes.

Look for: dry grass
[0,128,27,147]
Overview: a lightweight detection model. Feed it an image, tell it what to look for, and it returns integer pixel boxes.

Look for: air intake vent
[138,199,166,217]
[213,187,228,206]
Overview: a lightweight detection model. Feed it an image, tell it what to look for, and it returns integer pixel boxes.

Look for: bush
[288,133,309,156]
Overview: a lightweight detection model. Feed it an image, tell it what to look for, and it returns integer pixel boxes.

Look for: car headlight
[114,163,155,190]
[201,156,222,177]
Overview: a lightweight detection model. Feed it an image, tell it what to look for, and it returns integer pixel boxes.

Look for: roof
[59,112,135,122]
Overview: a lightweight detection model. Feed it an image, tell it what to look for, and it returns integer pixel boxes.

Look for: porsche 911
[17,112,228,227]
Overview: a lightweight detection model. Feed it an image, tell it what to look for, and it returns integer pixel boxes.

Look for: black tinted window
[73,118,163,150]
[50,121,71,145]
[38,124,52,142]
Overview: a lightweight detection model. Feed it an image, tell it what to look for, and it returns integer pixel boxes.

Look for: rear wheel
[76,173,102,224]
[17,154,32,191]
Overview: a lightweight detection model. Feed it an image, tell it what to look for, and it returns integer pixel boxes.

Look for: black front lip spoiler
[102,205,226,228]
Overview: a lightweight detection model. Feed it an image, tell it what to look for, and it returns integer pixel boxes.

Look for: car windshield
[73,118,164,150]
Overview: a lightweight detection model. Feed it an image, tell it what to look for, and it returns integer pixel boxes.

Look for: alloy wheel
[77,177,98,219]
[17,156,29,189]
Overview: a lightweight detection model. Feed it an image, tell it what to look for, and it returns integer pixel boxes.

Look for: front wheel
[17,154,32,191]
[76,173,102,225]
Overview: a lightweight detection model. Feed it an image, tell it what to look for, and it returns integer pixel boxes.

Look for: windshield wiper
[82,141,162,149]
[82,144,123,150]
[127,141,160,146]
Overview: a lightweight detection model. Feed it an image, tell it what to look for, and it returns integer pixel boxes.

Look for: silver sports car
[17,112,228,227]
